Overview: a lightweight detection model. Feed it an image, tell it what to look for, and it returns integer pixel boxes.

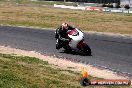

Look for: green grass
[0,53,82,88]
[0,53,131,88]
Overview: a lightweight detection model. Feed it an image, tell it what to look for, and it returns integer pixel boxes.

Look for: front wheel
[83,44,91,56]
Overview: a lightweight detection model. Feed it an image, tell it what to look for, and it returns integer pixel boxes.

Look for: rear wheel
[63,44,72,52]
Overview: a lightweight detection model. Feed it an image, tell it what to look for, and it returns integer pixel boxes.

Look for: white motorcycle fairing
[68,28,84,50]
[55,28,91,55]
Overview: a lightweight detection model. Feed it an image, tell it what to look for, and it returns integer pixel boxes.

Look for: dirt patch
[0,45,131,82]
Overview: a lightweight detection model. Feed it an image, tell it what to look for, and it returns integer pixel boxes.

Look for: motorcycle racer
[55,23,75,50]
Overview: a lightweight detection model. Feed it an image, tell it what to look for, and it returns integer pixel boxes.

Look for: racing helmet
[61,23,69,30]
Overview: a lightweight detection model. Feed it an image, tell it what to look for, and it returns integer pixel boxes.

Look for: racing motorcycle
[55,28,91,56]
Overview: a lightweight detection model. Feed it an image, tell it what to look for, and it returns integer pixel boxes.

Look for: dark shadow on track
[59,49,92,56]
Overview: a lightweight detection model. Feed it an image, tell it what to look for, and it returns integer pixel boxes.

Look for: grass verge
[0,53,131,88]
[12,0,77,6]
[0,1,132,35]
[0,53,82,88]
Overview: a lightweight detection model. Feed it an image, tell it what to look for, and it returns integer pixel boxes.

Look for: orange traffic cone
[82,67,88,78]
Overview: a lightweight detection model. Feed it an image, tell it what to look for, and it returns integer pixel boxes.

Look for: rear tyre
[63,45,72,52]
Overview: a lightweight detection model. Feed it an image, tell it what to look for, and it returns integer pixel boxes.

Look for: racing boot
[56,39,62,50]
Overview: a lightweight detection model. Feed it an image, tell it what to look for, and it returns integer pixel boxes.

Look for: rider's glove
[65,39,70,42]
[65,38,72,42]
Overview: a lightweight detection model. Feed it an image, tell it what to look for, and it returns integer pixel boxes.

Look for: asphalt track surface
[0,26,132,77]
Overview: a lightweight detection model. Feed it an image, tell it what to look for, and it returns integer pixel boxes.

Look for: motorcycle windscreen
[68,29,79,36]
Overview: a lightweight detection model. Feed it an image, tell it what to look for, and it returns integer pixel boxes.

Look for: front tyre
[83,44,91,56]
